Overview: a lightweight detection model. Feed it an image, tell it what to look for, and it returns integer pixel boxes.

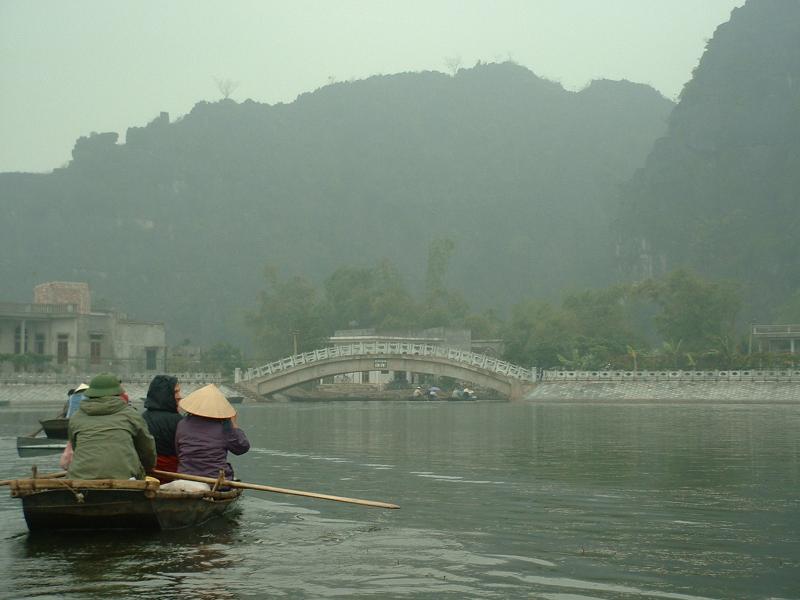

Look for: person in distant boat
[175,384,250,480]
[65,382,89,417]
[141,375,183,481]
[65,373,156,480]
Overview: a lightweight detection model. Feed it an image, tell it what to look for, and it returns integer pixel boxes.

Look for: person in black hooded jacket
[141,374,182,480]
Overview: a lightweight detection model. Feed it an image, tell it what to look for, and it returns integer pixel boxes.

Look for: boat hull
[39,418,69,439]
[16,436,67,457]
[10,479,241,531]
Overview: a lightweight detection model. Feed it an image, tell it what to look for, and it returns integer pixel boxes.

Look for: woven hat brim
[179,384,236,419]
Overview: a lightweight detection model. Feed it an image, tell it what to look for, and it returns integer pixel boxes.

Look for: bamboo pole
[153,469,399,509]
[0,470,67,486]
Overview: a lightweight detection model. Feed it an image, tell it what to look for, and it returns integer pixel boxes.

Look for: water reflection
[10,515,243,599]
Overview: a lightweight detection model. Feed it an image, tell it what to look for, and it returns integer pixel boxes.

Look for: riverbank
[0,381,244,407]
[4,380,800,405]
[525,380,800,402]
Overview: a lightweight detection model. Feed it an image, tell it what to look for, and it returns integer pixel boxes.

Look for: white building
[0,282,166,374]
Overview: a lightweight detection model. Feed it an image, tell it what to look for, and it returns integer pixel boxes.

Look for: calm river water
[1,400,798,599]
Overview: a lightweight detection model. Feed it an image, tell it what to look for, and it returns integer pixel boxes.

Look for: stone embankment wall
[0,373,238,406]
[526,370,800,402]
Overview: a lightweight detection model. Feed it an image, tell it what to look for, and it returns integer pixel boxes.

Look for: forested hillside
[0,62,672,345]
[617,0,800,322]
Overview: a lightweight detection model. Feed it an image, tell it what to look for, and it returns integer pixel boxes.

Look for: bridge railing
[539,369,800,382]
[239,343,532,382]
[0,372,223,384]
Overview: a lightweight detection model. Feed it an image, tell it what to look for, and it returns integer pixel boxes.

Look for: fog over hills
[1,62,673,345]
[617,0,800,322]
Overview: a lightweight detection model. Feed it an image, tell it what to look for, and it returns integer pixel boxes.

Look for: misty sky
[1,0,744,174]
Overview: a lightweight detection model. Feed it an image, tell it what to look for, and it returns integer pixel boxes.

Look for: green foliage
[775,290,800,324]
[635,269,741,353]
[249,241,508,359]
[420,238,468,328]
[503,285,645,369]
[247,266,327,361]
[323,260,418,331]
[200,343,244,377]
[503,300,578,368]
[502,269,749,370]
[557,349,598,370]
[0,353,54,371]
[461,309,503,340]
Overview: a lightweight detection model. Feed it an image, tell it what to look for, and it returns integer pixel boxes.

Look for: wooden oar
[0,470,66,486]
[153,469,399,510]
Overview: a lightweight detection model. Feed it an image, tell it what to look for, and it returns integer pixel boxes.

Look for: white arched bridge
[235,342,535,400]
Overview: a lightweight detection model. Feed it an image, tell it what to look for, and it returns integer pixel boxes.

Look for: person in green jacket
[67,373,156,480]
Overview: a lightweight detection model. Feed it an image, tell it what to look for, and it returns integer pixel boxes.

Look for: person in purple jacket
[175,384,250,480]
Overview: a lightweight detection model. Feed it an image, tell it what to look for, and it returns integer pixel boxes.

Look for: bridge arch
[236,343,532,400]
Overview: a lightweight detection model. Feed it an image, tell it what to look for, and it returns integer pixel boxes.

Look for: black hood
[144,375,178,412]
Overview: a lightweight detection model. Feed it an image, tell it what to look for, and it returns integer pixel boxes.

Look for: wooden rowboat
[8,477,242,531]
[39,417,69,439]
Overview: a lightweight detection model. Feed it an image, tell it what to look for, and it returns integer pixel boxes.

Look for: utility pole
[291,330,300,355]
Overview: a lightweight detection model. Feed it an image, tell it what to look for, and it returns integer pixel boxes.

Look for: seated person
[67,373,156,480]
[61,388,131,469]
[175,384,250,481]
[65,382,89,417]
[141,375,182,480]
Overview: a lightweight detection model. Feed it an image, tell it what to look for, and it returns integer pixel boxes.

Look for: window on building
[90,334,103,364]
[146,348,158,370]
[57,334,69,364]
[14,325,29,354]
[35,334,45,355]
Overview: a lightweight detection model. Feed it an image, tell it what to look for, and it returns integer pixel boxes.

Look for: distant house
[0,282,166,374]
[750,324,800,354]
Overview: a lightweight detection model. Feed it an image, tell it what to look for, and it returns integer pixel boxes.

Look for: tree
[201,342,244,377]
[323,265,375,330]
[561,286,641,363]
[502,300,577,368]
[322,259,419,331]
[776,290,800,323]
[443,56,462,76]
[248,266,327,360]
[214,77,239,99]
[369,259,419,329]
[420,238,468,327]
[462,309,503,340]
[637,269,741,353]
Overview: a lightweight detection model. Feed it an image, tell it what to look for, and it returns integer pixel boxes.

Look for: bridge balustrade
[536,369,800,382]
[240,343,533,383]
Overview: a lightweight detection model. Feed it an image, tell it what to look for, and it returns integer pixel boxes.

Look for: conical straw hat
[179,384,236,419]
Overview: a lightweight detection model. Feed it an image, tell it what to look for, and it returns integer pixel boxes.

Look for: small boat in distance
[8,477,241,531]
[16,437,67,457]
[39,417,69,439]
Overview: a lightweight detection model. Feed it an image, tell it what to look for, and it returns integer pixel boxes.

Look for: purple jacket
[175,414,250,479]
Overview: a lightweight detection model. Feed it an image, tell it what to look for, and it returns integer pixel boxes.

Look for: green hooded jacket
[67,395,157,480]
